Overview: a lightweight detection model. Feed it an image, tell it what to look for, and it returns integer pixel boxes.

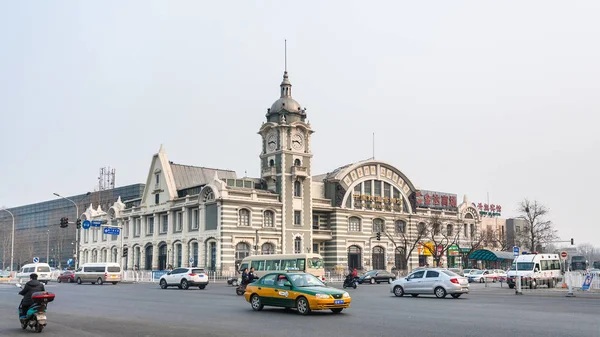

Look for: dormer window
[155,174,159,185]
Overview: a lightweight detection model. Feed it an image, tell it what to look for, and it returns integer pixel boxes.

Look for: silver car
[390,268,469,299]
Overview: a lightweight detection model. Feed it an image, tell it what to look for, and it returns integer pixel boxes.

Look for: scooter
[343,276,359,289]
[235,277,258,295]
[16,284,55,333]
[227,276,239,287]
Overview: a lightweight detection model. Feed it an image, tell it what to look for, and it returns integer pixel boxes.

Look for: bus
[570,256,588,271]
[238,254,325,280]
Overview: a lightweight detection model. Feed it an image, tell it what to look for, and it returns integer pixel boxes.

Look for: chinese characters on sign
[415,190,458,211]
[473,203,502,217]
[353,194,403,211]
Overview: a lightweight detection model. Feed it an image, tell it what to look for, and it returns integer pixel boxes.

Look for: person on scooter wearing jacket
[19,273,45,318]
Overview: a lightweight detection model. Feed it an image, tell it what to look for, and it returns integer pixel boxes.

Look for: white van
[16,263,52,284]
[74,263,122,285]
[506,253,562,289]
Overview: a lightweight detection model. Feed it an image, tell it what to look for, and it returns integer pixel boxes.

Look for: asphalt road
[0,281,598,337]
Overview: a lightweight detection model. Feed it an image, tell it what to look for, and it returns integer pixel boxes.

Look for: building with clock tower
[258,70,314,256]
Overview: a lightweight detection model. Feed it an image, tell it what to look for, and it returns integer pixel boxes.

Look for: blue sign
[33,257,39,263]
[103,227,120,235]
[152,270,168,281]
[67,259,74,266]
[91,220,102,227]
[189,257,194,263]
[582,275,594,291]
[513,246,520,257]
[82,220,91,229]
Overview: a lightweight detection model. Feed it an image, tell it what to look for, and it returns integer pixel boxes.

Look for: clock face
[291,133,304,151]
[267,132,277,152]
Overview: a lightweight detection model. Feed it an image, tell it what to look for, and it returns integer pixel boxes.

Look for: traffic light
[571,238,574,245]
[59,217,69,228]
[122,247,128,257]
[376,231,381,241]
[76,219,82,229]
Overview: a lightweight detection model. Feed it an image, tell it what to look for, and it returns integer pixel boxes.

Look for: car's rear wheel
[97,278,103,285]
[57,278,61,283]
[180,279,189,290]
[451,294,462,299]
[393,285,404,297]
[198,285,206,289]
[370,278,375,284]
[296,297,311,315]
[250,294,263,311]
[160,279,167,289]
[331,308,343,314]
[76,278,82,284]
[434,286,447,299]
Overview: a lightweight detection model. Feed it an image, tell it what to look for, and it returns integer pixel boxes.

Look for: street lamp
[46,230,50,265]
[1,208,15,273]
[53,192,91,270]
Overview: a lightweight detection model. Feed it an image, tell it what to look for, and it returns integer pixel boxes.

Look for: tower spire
[285,39,287,72]
[280,40,292,98]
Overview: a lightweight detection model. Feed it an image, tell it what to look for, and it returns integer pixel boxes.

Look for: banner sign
[473,203,502,217]
[415,190,457,211]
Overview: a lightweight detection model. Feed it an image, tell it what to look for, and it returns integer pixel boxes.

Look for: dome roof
[270,96,302,113]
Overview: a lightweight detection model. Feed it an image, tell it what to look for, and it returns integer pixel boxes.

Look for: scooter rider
[241,268,249,285]
[19,273,45,318]
[248,267,258,283]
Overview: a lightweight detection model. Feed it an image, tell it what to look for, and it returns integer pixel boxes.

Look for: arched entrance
[158,244,167,270]
[347,245,362,270]
[372,246,385,270]
[145,245,153,270]
[235,242,250,268]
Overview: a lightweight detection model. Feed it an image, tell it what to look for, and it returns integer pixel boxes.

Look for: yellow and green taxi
[244,271,351,315]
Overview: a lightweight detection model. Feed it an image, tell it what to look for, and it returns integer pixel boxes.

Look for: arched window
[269,159,275,167]
[202,188,215,202]
[417,222,426,235]
[145,245,153,270]
[112,248,118,263]
[294,237,302,254]
[294,158,301,166]
[261,242,275,255]
[348,217,361,232]
[347,245,362,270]
[158,244,167,270]
[373,218,384,233]
[395,220,406,234]
[263,210,274,227]
[175,243,182,267]
[465,213,474,219]
[239,209,250,226]
[294,181,301,197]
[372,246,385,270]
[191,242,198,267]
[235,242,250,266]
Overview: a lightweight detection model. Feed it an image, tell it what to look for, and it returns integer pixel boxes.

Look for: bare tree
[385,217,427,272]
[516,199,557,252]
[422,214,460,267]
[1,228,11,270]
[577,243,596,265]
[483,228,509,251]
[457,224,485,268]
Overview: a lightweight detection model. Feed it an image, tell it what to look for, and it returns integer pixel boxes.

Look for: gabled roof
[170,163,237,191]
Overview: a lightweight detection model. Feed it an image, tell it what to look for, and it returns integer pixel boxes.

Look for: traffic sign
[189,257,194,263]
[560,251,568,259]
[33,257,39,263]
[82,220,91,229]
[103,227,120,235]
[91,220,102,227]
[67,259,74,266]
[513,246,519,257]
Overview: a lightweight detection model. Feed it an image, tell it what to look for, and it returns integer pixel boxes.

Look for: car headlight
[315,294,331,299]
[342,292,350,298]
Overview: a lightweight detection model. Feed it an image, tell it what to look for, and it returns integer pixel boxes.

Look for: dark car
[358,270,396,284]
[57,271,75,283]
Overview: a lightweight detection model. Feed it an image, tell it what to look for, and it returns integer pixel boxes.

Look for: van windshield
[510,262,534,271]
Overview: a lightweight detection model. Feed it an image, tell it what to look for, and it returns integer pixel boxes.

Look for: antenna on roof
[372,132,375,160]
[284,39,287,72]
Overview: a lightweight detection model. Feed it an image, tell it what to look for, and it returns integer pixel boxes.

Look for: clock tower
[258,70,314,255]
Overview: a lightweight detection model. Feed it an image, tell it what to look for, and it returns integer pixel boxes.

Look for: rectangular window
[155,174,159,184]
[176,212,183,232]
[294,211,301,226]
[384,182,391,198]
[192,209,199,230]
[93,229,98,242]
[102,232,107,241]
[135,218,141,237]
[312,215,319,230]
[161,214,168,233]
[313,243,319,254]
[155,194,159,205]
[264,259,280,271]
[124,221,129,238]
[463,224,467,237]
[374,181,381,196]
[251,260,266,271]
[148,217,154,235]
[364,182,372,195]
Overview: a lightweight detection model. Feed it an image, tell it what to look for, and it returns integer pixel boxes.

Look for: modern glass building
[0,184,144,270]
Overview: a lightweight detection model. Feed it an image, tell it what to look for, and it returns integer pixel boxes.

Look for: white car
[390,268,469,299]
[159,268,209,290]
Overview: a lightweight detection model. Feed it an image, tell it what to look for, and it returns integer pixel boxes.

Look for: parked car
[390,268,469,299]
[462,269,478,277]
[468,269,499,283]
[57,271,75,283]
[159,267,209,290]
[358,270,396,284]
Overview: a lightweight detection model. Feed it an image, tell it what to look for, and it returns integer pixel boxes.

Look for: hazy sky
[1,1,598,247]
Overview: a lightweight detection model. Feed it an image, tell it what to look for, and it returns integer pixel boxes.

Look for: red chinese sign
[415,190,458,211]
[474,203,502,217]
